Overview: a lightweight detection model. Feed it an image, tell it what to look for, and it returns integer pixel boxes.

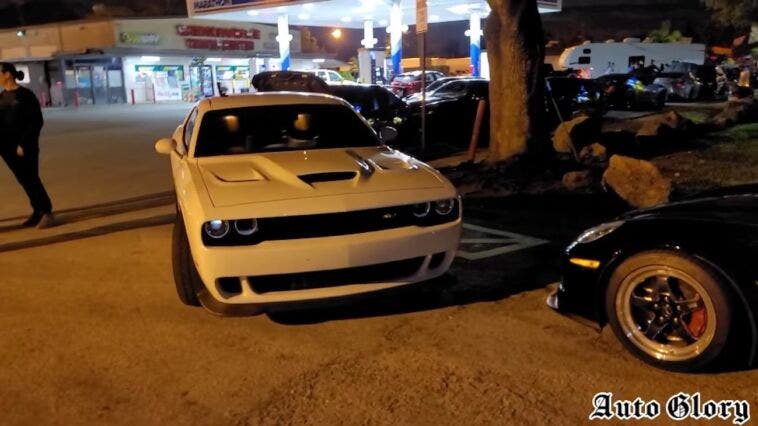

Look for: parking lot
[0,104,755,425]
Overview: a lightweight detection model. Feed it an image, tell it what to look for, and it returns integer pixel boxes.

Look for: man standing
[0,62,54,228]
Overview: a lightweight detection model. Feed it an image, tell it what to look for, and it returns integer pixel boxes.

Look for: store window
[215,66,251,94]
[135,65,185,101]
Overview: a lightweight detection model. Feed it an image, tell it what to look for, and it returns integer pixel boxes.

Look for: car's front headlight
[412,202,431,218]
[203,218,260,245]
[434,199,455,215]
[575,220,624,244]
[412,198,460,226]
[203,220,230,239]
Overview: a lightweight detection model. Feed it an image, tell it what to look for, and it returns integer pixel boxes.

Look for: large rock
[552,115,601,155]
[602,111,692,156]
[602,155,671,208]
[710,98,758,128]
[636,111,690,138]
[578,143,608,166]
[562,170,594,191]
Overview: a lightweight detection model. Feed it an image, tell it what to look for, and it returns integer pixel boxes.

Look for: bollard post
[152,85,157,104]
[467,99,487,163]
[131,89,136,105]
[74,91,80,107]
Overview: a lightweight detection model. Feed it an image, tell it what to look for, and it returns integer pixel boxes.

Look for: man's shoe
[36,213,56,229]
[21,212,43,227]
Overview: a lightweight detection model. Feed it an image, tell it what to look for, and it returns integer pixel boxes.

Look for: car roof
[195,92,348,113]
[329,84,380,93]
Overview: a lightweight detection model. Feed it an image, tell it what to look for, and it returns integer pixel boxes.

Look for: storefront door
[190,65,215,100]
[75,66,93,104]
[93,66,108,104]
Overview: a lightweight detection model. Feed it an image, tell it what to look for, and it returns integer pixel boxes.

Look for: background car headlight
[234,218,258,236]
[203,220,230,239]
[434,199,455,215]
[575,220,624,244]
[412,202,431,218]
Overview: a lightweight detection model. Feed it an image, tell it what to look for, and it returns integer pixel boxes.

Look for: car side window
[329,71,342,82]
[184,107,198,149]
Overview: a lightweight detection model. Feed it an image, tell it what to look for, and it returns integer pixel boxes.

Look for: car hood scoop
[197,147,445,207]
[203,163,268,183]
[298,171,357,185]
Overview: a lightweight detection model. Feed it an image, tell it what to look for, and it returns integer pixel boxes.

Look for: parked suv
[304,69,356,85]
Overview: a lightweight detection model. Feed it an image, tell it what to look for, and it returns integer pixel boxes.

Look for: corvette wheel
[606,251,732,372]
[171,213,202,307]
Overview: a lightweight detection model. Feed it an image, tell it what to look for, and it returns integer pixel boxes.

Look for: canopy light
[140,56,161,62]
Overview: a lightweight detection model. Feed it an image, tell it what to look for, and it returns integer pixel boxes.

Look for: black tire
[605,251,732,372]
[656,94,666,110]
[171,212,202,307]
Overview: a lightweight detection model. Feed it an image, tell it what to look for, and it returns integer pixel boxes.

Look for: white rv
[558,40,706,78]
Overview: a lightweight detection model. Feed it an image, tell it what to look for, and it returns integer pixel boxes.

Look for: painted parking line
[457,223,549,261]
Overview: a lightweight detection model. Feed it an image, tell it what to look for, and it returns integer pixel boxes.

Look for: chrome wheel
[615,265,717,362]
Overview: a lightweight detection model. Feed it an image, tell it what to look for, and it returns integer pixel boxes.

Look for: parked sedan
[404,76,473,102]
[155,93,462,315]
[548,192,758,371]
[594,74,667,110]
[406,78,490,154]
[328,84,412,147]
[545,77,606,125]
[653,72,702,101]
[390,70,446,97]
[252,70,330,94]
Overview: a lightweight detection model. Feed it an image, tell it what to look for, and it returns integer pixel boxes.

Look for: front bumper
[191,219,462,308]
[546,250,608,322]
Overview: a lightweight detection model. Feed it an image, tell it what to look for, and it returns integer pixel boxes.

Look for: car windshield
[434,81,468,97]
[425,78,451,92]
[194,103,379,157]
[394,73,420,82]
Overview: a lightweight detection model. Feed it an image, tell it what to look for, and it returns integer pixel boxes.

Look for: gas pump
[358,48,387,84]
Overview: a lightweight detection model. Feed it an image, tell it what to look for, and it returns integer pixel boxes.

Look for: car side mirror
[379,126,399,145]
[155,138,178,155]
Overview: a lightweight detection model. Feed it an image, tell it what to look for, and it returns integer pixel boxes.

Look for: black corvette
[548,192,758,372]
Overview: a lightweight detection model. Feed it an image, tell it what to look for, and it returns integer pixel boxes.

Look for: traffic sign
[416,0,427,34]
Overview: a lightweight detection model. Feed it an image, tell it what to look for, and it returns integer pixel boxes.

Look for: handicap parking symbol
[457,223,548,261]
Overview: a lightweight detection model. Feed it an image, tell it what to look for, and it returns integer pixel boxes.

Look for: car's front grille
[202,199,460,246]
[247,257,425,293]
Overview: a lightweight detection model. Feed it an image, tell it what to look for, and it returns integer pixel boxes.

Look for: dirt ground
[1,225,755,425]
[653,122,758,196]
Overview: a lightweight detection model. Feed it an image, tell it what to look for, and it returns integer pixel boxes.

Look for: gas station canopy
[188,0,561,82]
[190,0,562,28]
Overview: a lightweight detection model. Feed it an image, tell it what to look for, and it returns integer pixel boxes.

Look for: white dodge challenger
[155,92,461,315]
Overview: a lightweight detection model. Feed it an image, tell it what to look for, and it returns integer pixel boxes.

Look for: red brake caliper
[687,307,707,338]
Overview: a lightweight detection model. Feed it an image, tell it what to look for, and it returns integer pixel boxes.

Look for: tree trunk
[485,0,546,162]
